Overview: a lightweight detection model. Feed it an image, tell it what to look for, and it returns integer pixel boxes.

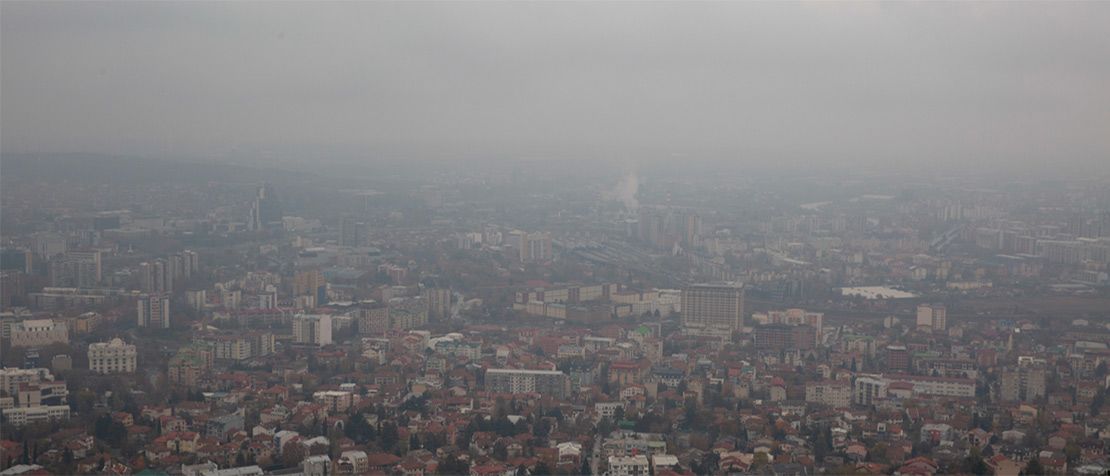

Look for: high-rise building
[681,282,745,333]
[886,345,910,371]
[423,287,451,321]
[339,217,371,247]
[138,261,153,292]
[916,304,947,333]
[752,309,824,345]
[137,294,171,328]
[389,297,428,331]
[293,314,333,346]
[186,290,207,311]
[516,231,553,262]
[1000,358,1047,402]
[1,248,34,274]
[249,184,282,232]
[88,338,137,374]
[48,250,101,288]
[485,369,568,398]
[293,269,326,306]
[31,233,67,260]
[358,306,390,335]
[682,212,701,245]
[139,259,172,294]
[181,250,200,278]
[166,253,186,283]
[754,323,816,351]
[853,375,889,406]
[0,270,26,308]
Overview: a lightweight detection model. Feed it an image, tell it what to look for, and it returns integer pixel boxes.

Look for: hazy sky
[3,1,1109,171]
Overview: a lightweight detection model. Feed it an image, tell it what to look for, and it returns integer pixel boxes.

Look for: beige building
[313,390,357,413]
[10,319,69,348]
[915,304,947,333]
[2,404,70,426]
[88,338,137,374]
[293,314,332,346]
[681,282,745,333]
[0,368,55,396]
[608,455,650,476]
[1000,360,1047,402]
[805,380,852,407]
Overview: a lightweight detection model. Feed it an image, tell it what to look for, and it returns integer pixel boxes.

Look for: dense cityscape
[4,2,1110,476]
[1,155,1110,476]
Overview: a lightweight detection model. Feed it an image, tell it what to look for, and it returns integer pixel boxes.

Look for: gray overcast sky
[2,1,1109,172]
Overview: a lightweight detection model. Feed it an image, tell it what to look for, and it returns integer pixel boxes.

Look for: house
[985,455,1023,476]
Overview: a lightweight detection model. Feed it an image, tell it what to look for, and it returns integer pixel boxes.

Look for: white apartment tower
[293,314,333,346]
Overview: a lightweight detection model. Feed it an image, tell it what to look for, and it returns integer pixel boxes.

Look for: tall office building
[293,314,333,346]
[66,250,101,282]
[339,217,371,247]
[681,282,745,333]
[137,294,171,329]
[1,270,26,308]
[249,184,282,232]
[886,345,910,371]
[48,251,101,288]
[1,248,34,274]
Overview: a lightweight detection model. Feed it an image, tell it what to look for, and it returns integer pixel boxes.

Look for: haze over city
[4,2,1110,174]
[3,2,1110,476]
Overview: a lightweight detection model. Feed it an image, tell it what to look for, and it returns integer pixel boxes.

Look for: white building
[10,319,69,348]
[88,338,137,374]
[337,450,368,475]
[293,314,333,346]
[197,466,264,476]
[1,405,70,426]
[302,455,331,476]
[485,368,568,398]
[852,375,889,406]
[608,455,650,476]
[596,402,624,421]
[887,374,974,398]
